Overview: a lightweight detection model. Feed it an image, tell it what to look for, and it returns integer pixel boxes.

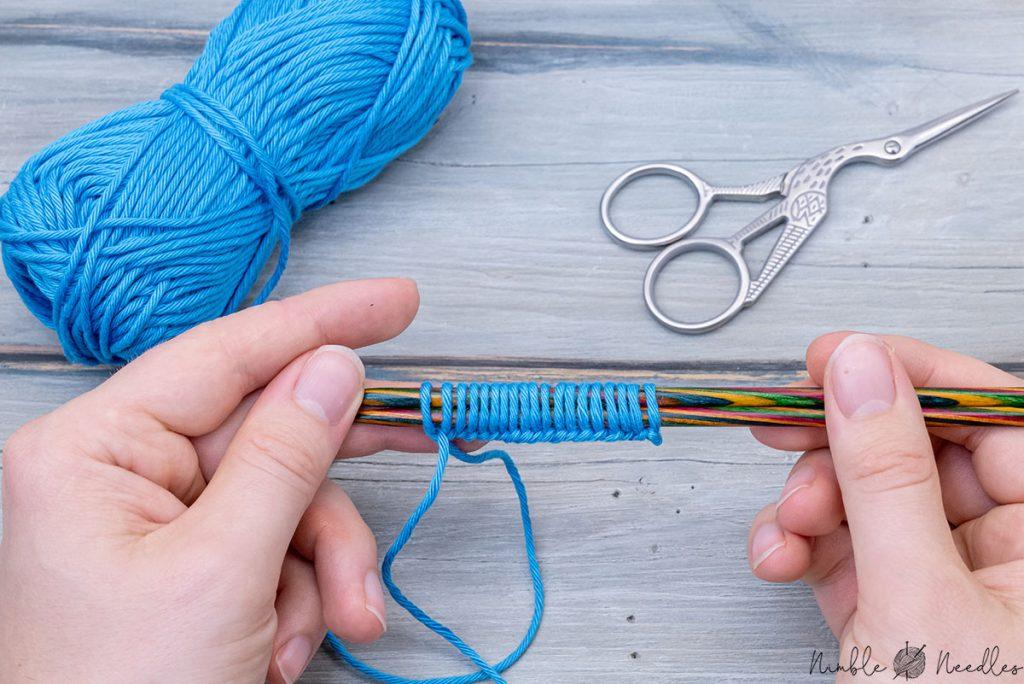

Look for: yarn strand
[326,382,661,683]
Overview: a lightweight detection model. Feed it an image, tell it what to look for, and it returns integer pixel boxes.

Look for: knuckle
[337,509,376,550]
[1005,506,1024,534]
[292,297,332,347]
[806,544,851,588]
[838,623,885,671]
[794,447,833,474]
[2,417,50,479]
[3,424,35,472]
[843,435,934,494]
[188,300,290,392]
[802,447,833,463]
[984,507,1024,559]
[212,329,263,392]
[241,425,326,495]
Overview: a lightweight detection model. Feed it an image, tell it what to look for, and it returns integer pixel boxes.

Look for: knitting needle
[354,387,1024,429]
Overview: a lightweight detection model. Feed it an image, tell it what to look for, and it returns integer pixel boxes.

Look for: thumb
[187,345,365,562]
[823,333,962,601]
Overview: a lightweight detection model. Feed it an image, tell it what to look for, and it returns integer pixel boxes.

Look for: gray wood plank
[0,362,845,681]
[1,2,1023,681]
[0,2,1022,364]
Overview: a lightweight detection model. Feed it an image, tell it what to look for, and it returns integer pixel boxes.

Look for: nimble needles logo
[891,643,927,680]
[809,643,1024,678]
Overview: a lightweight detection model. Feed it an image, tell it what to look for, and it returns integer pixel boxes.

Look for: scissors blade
[889,89,1018,160]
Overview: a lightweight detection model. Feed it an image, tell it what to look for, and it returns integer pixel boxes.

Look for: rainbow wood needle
[355,387,1024,429]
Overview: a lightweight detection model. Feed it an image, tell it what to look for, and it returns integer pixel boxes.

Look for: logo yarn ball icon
[892,642,926,679]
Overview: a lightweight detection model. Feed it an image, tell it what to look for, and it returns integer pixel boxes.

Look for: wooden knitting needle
[354,386,1024,429]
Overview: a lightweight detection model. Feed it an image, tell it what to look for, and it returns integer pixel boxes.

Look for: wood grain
[1,1,1023,681]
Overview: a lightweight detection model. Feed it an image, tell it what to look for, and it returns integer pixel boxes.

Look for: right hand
[747,332,1024,680]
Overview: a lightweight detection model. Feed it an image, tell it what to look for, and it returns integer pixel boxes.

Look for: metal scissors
[600,90,1018,334]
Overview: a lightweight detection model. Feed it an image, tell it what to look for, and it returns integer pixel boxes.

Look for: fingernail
[275,635,314,684]
[364,570,387,633]
[777,466,815,511]
[828,334,896,420]
[751,519,786,570]
[293,346,365,425]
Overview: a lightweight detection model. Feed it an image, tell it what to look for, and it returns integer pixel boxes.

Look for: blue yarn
[328,382,662,683]
[0,0,471,365]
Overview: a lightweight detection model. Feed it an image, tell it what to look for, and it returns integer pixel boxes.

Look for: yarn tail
[326,435,543,684]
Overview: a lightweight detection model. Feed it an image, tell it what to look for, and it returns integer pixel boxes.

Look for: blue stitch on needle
[327,382,661,683]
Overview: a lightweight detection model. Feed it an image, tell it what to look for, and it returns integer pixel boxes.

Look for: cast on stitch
[0,0,471,364]
[327,382,661,684]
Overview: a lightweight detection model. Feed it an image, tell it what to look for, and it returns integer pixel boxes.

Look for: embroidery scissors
[600,90,1018,334]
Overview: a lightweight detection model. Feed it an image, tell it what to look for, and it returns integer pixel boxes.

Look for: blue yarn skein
[0,0,471,365]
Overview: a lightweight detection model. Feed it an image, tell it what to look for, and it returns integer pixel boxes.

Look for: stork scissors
[600,90,1018,334]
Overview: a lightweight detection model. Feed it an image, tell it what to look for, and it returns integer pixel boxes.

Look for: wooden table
[1,1,1022,680]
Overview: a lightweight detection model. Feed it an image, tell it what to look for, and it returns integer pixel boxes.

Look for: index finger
[808,332,1024,504]
[751,332,1023,454]
[94,278,419,435]
[806,332,1021,441]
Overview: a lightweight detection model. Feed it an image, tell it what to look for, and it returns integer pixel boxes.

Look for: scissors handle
[642,197,798,334]
[600,164,784,249]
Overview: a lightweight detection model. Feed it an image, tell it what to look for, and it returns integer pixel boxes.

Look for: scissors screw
[884,139,902,155]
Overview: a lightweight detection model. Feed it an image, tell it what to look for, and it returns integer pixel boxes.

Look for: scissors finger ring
[600,163,713,248]
[643,238,750,333]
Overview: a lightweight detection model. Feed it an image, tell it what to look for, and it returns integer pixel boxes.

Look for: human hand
[748,332,1024,679]
[0,278,438,683]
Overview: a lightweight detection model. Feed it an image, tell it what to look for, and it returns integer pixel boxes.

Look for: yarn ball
[0,0,471,364]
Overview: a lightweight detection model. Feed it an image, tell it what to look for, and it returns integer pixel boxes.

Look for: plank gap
[1,345,1023,382]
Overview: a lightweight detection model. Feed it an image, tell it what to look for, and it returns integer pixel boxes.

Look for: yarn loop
[328,382,661,683]
[0,0,471,364]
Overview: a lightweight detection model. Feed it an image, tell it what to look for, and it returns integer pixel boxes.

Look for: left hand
[0,278,435,683]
